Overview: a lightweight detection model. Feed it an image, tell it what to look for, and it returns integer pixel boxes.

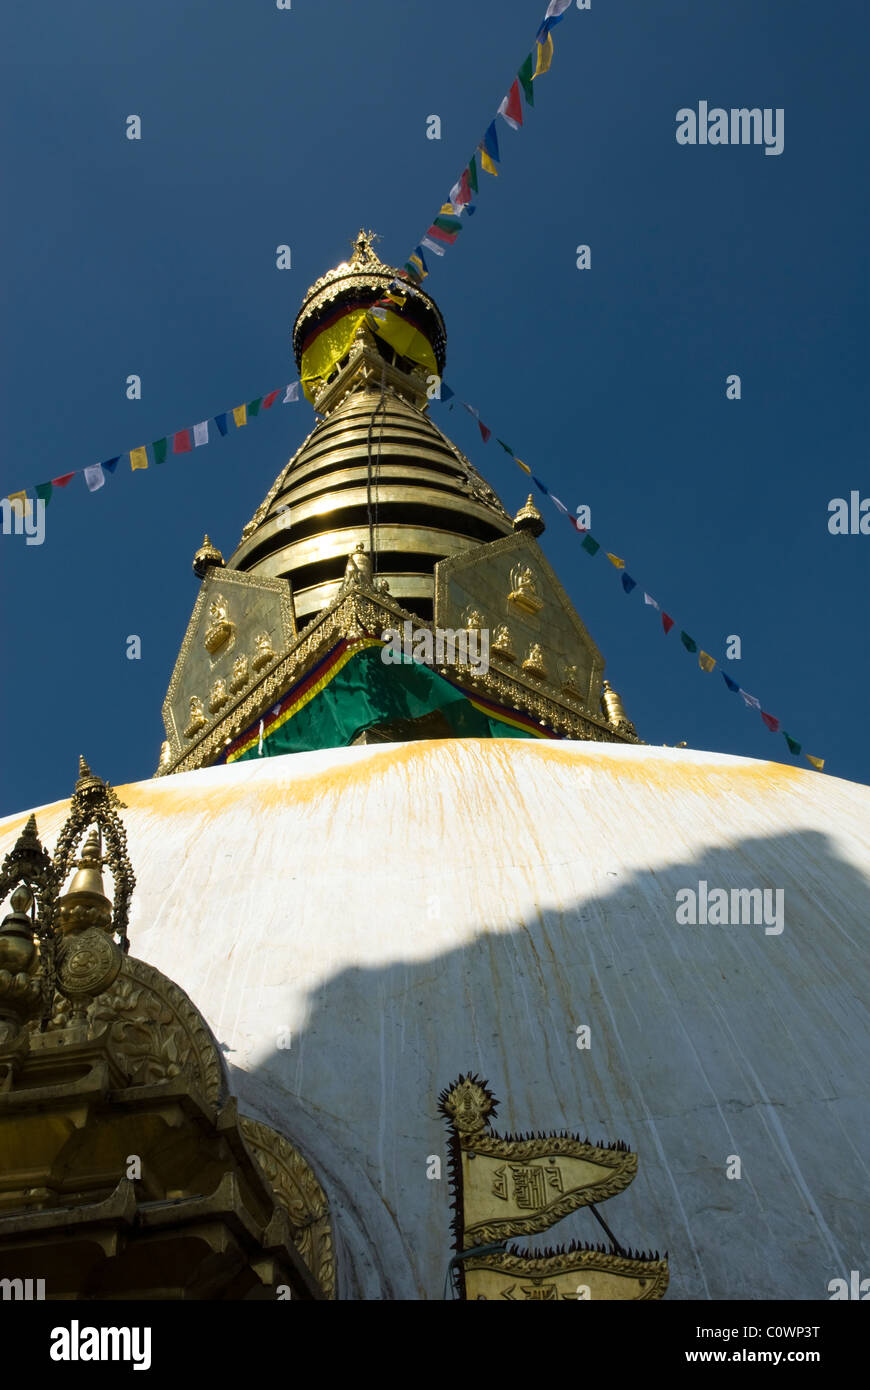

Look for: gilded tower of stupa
[158,233,637,774]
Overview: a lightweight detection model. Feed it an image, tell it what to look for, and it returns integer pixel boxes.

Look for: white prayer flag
[83,464,105,492]
[257,719,264,756]
[545,0,573,17]
[550,495,568,514]
[193,420,209,447]
[420,237,446,257]
[740,690,761,710]
[643,593,659,609]
[283,382,300,403]
[498,95,521,131]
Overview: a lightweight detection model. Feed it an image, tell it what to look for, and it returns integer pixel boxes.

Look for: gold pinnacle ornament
[439,1074,668,1301]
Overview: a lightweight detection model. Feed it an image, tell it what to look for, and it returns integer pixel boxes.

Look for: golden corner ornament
[439,1074,669,1301]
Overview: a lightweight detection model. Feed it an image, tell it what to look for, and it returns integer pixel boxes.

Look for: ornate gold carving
[340,542,374,594]
[463,1245,669,1301]
[509,564,544,615]
[193,534,224,579]
[204,594,235,654]
[53,759,135,954]
[522,643,548,680]
[512,494,545,538]
[252,632,275,671]
[161,568,296,765]
[240,1116,335,1299]
[0,815,57,1035]
[84,954,226,1103]
[209,677,228,714]
[158,740,172,770]
[230,654,249,693]
[161,578,639,777]
[491,625,516,662]
[184,695,207,738]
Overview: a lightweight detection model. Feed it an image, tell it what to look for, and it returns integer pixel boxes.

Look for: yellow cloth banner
[130,447,148,471]
[534,32,554,78]
[480,148,498,177]
[515,458,531,475]
[606,553,625,569]
[233,404,247,428]
[7,489,30,516]
[300,309,368,402]
[806,754,825,771]
[698,651,716,672]
[369,308,437,376]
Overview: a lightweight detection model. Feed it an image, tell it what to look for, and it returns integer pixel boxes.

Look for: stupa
[0,235,867,1302]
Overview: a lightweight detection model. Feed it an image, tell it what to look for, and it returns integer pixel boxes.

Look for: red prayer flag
[761,711,780,733]
[426,225,459,245]
[262,390,280,409]
[569,516,588,533]
[173,429,192,454]
[506,78,524,126]
[662,613,674,635]
[51,473,76,487]
[453,169,472,206]
[478,420,491,443]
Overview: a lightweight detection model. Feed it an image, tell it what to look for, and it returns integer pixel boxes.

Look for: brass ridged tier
[230,383,513,622]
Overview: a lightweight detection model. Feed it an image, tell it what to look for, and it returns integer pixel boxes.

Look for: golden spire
[58,828,113,934]
[193,534,225,579]
[512,494,545,538]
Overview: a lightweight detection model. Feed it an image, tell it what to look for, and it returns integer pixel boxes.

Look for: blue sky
[1,0,867,814]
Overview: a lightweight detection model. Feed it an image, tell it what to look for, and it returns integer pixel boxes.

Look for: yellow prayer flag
[533,32,554,78]
[130,447,148,471]
[233,404,247,428]
[606,553,625,569]
[515,458,531,475]
[698,651,716,672]
[440,203,457,215]
[806,754,825,771]
[7,489,30,518]
[479,147,498,177]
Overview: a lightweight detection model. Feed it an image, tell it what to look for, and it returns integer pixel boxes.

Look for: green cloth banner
[229,645,537,764]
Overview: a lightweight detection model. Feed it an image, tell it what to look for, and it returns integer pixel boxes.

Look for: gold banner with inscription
[464,1247,669,1301]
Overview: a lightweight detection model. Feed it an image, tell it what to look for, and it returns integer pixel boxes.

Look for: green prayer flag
[248,397,263,417]
[680,631,698,653]
[152,437,168,464]
[581,535,600,556]
[496,438,514,455]
[467,155,479,194]
[35,482,52,505]
[783,732,802,756]
[518,54,535,106]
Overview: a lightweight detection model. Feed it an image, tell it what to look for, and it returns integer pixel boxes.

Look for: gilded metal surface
[240,1116,335,1299]
[512,494,545,537]
[54,758,135,954]
[292,231,446,374]
[231,381,511,567]
[439,1074,667,1302]
[193,533,225,578]
[435,531,607,717]
[439,1076,637,1247]
[463,1246,669,1301]
[160,559,638,776]
[161,568,296,762]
